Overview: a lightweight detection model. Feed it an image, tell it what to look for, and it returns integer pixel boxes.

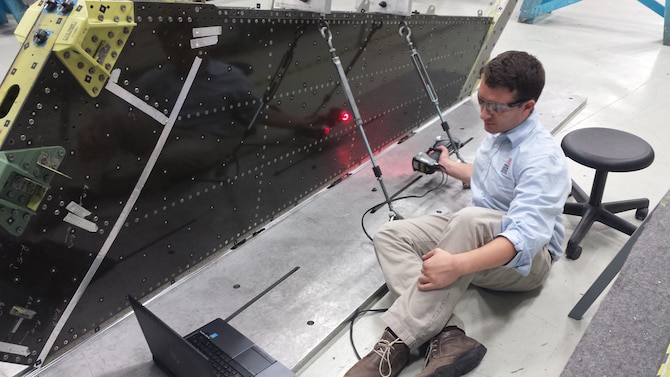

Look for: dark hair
[480,51,545,102]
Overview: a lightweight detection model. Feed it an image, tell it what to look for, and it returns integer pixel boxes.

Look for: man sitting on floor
[344,50,571,377]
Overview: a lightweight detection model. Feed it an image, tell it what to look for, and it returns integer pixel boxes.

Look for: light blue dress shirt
[470,111,571,275]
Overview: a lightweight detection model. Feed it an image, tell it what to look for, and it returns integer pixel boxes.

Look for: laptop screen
[129,296,213,377]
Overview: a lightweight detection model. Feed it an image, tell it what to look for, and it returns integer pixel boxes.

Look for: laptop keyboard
[187,332,244,377]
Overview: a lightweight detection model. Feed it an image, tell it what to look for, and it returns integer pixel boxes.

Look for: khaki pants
[375,207,552,350]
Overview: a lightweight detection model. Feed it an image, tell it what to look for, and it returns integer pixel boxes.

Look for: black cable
[348,308,389,360]
[360,171,449,241]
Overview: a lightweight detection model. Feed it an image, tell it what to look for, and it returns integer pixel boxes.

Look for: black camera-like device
[412,136,460,174]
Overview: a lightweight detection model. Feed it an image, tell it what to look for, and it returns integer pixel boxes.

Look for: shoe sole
[427,344,487,377]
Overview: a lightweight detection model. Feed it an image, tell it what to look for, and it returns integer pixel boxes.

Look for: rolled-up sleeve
[499,153,570,275]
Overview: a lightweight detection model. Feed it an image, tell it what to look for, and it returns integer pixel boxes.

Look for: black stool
[561,127,654,260]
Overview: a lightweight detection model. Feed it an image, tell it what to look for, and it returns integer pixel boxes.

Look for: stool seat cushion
[561,128,654,172]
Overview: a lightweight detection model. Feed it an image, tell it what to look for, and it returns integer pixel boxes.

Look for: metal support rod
[319,19,401,221]
[399,21,466,164]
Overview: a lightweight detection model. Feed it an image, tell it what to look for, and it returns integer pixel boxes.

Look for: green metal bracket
[0,146,66,236]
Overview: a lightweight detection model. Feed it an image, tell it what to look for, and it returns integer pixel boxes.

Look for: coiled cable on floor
[349,308,389,360]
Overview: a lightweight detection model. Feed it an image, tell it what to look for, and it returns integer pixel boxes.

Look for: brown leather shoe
[415,327,486,377]
[344,328,410,377]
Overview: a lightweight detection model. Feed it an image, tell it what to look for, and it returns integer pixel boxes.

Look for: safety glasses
[477,96,527,114]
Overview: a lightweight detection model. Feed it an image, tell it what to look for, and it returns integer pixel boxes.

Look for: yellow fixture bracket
[0,0,135,146]
[51,0,136,97]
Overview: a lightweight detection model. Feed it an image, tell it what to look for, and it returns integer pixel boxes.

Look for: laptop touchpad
[237,348,273,374]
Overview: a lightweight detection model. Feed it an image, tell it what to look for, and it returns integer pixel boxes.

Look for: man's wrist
[440,158,455,173]
[452,252,471,277]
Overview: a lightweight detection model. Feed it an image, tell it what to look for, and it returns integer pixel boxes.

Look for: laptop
[128,295,295,377]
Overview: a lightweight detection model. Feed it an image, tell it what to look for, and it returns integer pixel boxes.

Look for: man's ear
[523,99,536,113]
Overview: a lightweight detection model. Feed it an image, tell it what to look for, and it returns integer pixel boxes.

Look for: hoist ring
[398,21,411,39]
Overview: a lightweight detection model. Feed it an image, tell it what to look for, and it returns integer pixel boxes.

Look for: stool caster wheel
[566,243,582,260]
[635,207,648,220]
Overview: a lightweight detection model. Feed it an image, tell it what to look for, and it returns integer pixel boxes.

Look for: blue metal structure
[639,0,665,15]
[638,0,670,44]
[638,0,670,46]
[0,0,27,24]
[520,0,669,45]
[518,0,582,23]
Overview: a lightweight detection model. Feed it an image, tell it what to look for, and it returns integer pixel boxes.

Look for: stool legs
[563,171,648,259]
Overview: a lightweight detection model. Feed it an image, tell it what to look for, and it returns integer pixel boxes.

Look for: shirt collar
[494,111,538,148]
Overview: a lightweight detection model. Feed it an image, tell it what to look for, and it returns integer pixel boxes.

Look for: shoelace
[373,337,404,377]
[422,336,441,368]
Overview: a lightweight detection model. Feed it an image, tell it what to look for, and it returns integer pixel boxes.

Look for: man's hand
[434,145,452,167]
[433,146,474,185]
[417,248,463,291]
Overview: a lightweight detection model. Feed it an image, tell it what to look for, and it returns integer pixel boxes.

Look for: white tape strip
[105,72,170,125]
[63,213,99,233]
[36,57,203,367]
[192,26,222,38]
[65,201,91,218]
[0,341,30,357]
[190,35,219,49]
